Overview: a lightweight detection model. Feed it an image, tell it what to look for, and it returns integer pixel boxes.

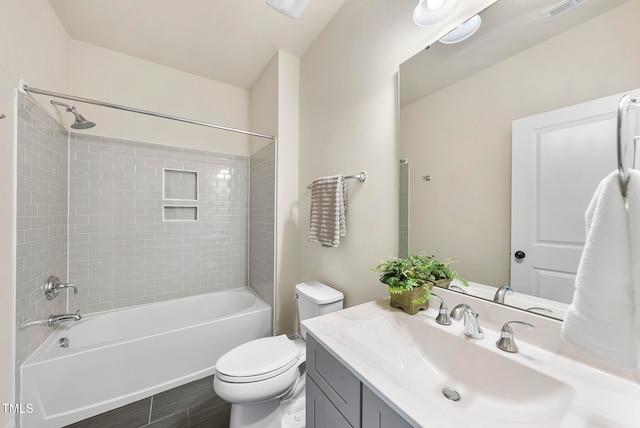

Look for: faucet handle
[496,321,535,353]
[58,282,78,294]
[44,276,78,300]
[429,293,451,326]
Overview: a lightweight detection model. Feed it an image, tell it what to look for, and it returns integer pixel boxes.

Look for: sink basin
[345,312,574,427]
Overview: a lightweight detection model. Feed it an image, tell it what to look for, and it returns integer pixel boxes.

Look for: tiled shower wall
[68,135,250,313]
[15,94,69,405]
[15,100,276,417]
[249,142,276,306]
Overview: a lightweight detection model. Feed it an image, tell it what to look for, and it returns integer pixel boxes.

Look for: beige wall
[297,0,496,310]
[274,52,301,335]
[68,40,251,155]
[249,49,301,336]
[0,1,69,425]
[400,1,640,287]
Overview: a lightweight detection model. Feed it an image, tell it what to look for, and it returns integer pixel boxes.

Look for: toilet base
[230,400,281,428]
[229,387,306,428]
[281,396,305,428]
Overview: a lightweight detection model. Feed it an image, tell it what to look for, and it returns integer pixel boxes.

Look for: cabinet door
[362,385,414,428]
[306,376,352,428]
[306,334,361,427]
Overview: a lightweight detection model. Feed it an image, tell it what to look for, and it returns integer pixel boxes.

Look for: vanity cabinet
[306,376,352,428]
[361,384,413,428]
[306,334,414,428]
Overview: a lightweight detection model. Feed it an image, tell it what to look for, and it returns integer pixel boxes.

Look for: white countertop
[302,296,640,427]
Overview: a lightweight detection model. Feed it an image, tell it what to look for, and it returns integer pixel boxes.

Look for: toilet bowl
[214,281,343,428]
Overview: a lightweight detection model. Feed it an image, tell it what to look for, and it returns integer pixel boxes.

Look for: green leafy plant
[371,254,468,304]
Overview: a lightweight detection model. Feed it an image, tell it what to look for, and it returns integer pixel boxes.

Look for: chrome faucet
[496,321,535,353]
[450,304,484,339]
[44,275,78,300]
[429,293,451,325]
[48,310,82,327]
[493,285,512,304]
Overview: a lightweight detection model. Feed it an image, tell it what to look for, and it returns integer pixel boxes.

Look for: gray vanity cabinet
[306,376,352,428]
[361,384,413,428]
[306,333,414,428]
[306,334,361,427]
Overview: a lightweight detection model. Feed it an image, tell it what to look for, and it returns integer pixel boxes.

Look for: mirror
[399,0,639,320]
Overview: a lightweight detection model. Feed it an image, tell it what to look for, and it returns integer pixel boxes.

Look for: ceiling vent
[542,0,589,21]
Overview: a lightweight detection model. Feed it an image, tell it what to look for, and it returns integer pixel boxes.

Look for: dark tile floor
[64,375,230,428]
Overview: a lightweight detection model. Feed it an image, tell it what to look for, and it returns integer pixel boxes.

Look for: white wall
[400,1,640,287]
[297,0,496,310]
[249,50,302,335]
[67,40,251,155]
[274,52,300,335]
[0,2,69,425]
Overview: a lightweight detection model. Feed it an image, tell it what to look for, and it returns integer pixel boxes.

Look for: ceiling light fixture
[438,14,482,44]
[413,0,458,27]
[266,0,310,19]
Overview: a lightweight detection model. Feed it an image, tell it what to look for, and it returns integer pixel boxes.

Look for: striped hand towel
[309,175,347,247]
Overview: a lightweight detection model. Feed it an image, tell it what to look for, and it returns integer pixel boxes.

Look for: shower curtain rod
[18,80,275,140]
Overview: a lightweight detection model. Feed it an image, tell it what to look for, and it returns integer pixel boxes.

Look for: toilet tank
[295,281,344,339]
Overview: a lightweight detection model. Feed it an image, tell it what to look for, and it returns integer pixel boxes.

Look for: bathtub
[20,287,271,428]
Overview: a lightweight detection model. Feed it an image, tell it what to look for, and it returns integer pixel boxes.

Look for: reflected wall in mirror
[399,160,409,258]
[399,0,640,320]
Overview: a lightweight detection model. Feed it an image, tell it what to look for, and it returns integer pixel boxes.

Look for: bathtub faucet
[48,310,82,327]
[44,275,78,300]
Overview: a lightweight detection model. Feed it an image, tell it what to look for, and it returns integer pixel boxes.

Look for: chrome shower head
[50,100,96,129]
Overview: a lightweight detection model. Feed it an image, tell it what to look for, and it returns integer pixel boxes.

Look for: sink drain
[442,387,461,402]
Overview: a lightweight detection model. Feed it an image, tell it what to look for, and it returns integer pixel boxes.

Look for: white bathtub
[20,287,271,428]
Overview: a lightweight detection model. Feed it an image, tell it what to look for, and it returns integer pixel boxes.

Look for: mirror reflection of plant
[371,254,468,304]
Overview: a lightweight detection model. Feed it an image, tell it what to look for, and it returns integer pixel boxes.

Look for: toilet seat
[216,335,301,383]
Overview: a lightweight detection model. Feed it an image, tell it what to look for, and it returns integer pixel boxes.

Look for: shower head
[50,100,96,129]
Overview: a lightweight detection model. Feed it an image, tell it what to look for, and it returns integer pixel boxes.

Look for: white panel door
[511,89,640,303]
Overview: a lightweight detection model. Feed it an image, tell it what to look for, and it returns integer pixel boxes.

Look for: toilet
[214,281,344,428]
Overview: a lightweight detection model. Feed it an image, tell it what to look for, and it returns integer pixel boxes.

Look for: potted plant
[371,254,468,315]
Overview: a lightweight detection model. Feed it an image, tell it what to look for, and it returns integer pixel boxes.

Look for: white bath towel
[628,170,640,369]
[309,175,346,248]
[561,170,639,369]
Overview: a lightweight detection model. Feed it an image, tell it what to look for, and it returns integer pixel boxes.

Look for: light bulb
[413,0,458,27]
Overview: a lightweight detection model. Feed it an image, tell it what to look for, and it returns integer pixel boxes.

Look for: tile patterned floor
[64,376,230,428]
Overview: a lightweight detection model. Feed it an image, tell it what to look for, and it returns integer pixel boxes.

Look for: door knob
[514,251,526,260]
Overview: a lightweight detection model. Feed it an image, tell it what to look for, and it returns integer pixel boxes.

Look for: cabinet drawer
[306,334,361,427]
[362,384,414,428]
[306,376,352,428]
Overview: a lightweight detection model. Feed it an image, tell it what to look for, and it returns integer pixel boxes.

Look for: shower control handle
[44,276,78,300]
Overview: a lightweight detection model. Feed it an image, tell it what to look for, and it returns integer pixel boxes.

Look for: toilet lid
[216,335,301,382]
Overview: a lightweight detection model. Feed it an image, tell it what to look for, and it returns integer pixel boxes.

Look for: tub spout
[48,310,82,327]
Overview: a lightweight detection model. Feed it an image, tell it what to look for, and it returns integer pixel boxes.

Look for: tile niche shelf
[163,168,199,221]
